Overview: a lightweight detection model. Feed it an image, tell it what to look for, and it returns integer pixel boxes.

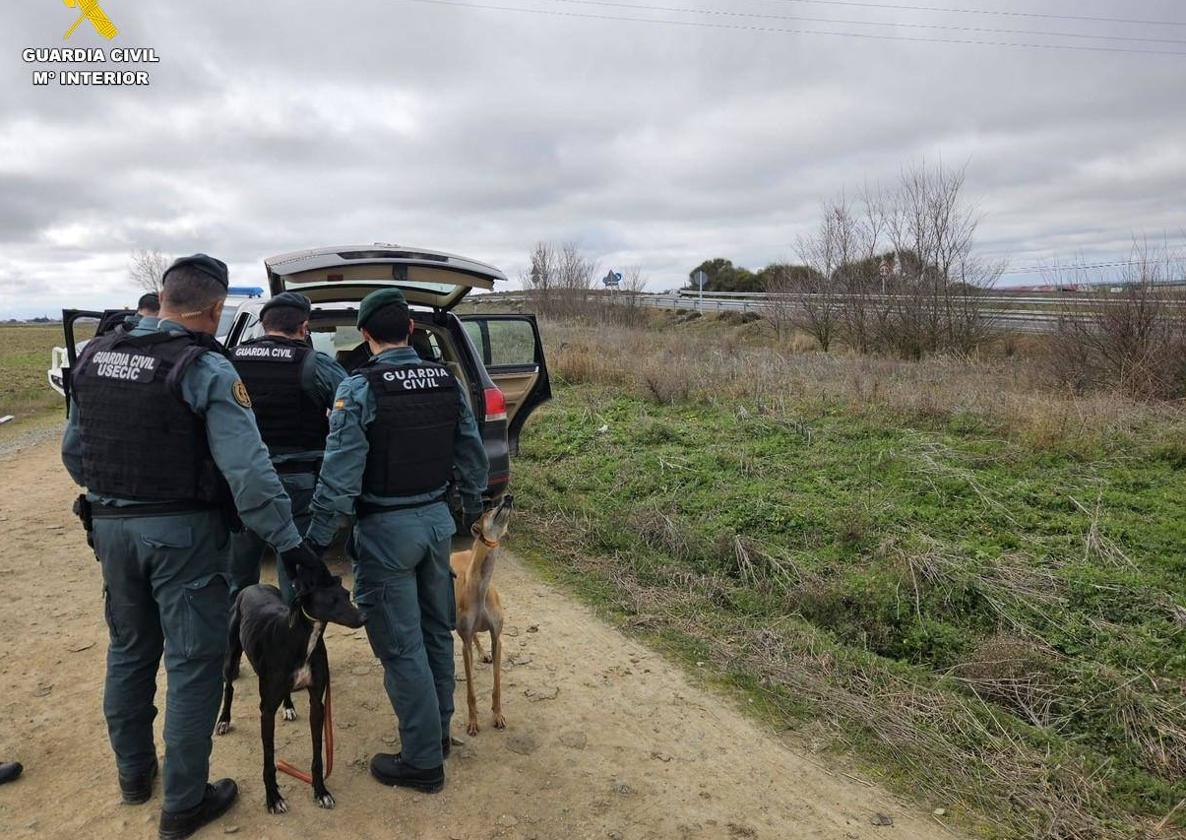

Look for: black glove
[280,541,333,596]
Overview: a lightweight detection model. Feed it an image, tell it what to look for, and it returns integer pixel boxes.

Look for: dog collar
[302,606,317,623]
[477,535,499,549]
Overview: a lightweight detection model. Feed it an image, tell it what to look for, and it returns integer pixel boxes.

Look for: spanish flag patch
[334,399,346,410]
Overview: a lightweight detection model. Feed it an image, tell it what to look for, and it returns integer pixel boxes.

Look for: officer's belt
[355,495,445,519]
[275,459,323,476]
[91,500,217,519]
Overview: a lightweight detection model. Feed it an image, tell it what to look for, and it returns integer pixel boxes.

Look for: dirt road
[0,432,963,840]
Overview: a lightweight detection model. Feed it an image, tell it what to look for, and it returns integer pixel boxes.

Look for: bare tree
[556,242,597,317]
[523,241,600,319]
[793,199,856,350]
[837,185,894,353]
[880,161,1000,357]
[128,248,170,293]
[614,266,649,326]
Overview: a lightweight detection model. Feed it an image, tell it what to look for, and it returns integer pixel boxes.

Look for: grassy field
[0,324,86,420]
[511,313,1186,839]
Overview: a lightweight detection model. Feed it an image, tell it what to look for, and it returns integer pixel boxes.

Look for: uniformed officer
[97,292,160,336]
[62,254,329,840]
[135,291,161,321]
[227,291,346,601]
[305,288,488,793]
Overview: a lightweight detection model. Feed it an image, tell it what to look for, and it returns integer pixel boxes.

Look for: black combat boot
[119,757,159,804]
[369,753,444,793]
[0,762,22,785]
[158,779,238,840]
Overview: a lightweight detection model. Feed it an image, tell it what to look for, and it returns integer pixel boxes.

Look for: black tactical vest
[71,330,223,504]
[361,359,460,497]
[230,336,328,454]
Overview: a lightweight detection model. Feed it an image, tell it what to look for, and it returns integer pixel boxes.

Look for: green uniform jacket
[61,317,303,552]
[305,345,489,546]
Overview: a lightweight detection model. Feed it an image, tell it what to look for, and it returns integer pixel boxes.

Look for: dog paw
[481,653,493,664]
[282,707,298,722]
[215,721,231,736]
[266,795,288,815]
[314,791,336,809]
[466,719,480,736]
[493,713,507,730]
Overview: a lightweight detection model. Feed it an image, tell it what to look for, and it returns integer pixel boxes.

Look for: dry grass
[543,315,1186,455]
[526,513,1120,839]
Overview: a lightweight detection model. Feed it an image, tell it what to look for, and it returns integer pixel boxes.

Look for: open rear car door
[59,308,132,415]
[459,314,551,455]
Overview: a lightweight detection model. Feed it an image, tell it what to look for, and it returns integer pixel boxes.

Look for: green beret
[357,288,408,329]
[260,291,311,319]
[163,253,228,288]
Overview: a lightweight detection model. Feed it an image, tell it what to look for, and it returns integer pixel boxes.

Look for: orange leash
[275,679,333,784]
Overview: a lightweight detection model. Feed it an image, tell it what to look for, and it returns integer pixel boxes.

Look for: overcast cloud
[0,0,1183,316]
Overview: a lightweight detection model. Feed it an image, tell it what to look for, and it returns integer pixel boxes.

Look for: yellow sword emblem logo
[63,0,118,41]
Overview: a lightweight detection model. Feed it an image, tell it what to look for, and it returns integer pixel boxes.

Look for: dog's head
[296,576,366,629]
[473,493,514,544]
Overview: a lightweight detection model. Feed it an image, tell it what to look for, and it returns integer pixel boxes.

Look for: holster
[72,494,95,550]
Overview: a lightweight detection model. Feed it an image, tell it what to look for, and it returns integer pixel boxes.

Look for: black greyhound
[215,580,364,814]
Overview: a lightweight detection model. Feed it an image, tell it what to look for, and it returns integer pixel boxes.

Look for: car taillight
[483,387,507,422]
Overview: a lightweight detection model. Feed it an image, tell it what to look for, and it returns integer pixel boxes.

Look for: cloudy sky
[1,0,1183,316]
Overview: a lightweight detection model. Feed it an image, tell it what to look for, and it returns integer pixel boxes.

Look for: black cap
[163,253,229,288]
[260,291,312,319]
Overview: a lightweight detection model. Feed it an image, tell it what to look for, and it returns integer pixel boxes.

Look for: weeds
[512,328,1186,836]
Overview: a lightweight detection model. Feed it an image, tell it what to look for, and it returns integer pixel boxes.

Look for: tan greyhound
[450,495,513,736]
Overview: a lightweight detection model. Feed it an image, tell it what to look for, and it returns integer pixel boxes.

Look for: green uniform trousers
[226,475,315,602]
[96,509,230,813]
[351,502,457,769]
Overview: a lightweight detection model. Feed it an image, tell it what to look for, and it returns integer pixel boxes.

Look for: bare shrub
[1050,243,1186,400]
[524,241,599,320]
[791,163,1000,357]
[538,318,1185,454]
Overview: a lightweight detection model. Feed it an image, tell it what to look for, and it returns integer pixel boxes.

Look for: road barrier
[470,289,1184,335]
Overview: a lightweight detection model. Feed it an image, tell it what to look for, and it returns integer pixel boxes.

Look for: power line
[546,0,1186,45]
[400,0,1186,54]
[761,0,1186,28]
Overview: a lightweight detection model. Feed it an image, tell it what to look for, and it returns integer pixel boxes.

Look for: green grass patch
[511,381,1186,838]
[0,324,87,417]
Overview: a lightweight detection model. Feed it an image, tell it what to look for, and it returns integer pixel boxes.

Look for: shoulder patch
[232,380,252,409]
[334,399,346,410]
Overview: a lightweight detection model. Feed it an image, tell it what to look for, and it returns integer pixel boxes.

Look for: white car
[47,288,263,398]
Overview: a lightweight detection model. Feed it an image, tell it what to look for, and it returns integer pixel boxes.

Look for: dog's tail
[224,592,244,682]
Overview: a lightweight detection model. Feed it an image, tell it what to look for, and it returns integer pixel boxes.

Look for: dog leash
[275,677,334,784]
